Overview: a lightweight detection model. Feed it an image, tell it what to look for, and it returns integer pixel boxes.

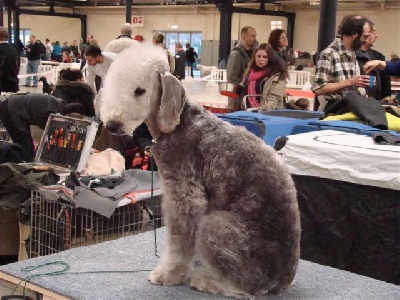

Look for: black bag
[0,141,28,164]
[324,92,388,129]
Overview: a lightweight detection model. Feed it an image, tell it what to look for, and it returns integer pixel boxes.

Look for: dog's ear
[156,73,185,133]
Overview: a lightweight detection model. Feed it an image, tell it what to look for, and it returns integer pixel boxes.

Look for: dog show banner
[132,15,144,27]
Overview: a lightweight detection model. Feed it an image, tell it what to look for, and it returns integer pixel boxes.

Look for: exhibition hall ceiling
[9,0,400,11]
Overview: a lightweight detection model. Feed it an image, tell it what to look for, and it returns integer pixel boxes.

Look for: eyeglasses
[256,55,268,59]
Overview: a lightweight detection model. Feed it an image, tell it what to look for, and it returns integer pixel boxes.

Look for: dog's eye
[135,87,146,97]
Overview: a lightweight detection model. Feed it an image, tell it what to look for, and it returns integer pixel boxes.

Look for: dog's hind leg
[190,255,258,299]
[189,211,261,299]
[190,266,253,299]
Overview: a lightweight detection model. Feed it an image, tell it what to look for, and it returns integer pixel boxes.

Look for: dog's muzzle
[106,120,126,136]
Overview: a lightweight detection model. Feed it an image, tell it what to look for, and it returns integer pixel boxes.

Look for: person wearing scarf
[240,43,288,110]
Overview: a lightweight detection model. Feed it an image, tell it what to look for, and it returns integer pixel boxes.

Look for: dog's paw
[149,267,165,285]
[149,266,187,286]
[191,273,253,299]
[190,274,216,294]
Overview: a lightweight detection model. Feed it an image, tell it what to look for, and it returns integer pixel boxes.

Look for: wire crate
[0,128,11,141]
[29,190,163,258]
[0,119,11,141]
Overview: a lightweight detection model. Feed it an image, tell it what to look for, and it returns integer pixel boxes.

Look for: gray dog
[101,43,301,299]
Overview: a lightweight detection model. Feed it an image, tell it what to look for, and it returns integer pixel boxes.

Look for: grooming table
[217,110,322,146]
[276,130,400,285]
[1,227,399,300]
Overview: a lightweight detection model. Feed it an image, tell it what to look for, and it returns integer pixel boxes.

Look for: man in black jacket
[356,21,391,100]
[173,42,186,81]
[0,27,19,93]
[185,43,198,77]
[25,35,41,87]
[0,93,87,162]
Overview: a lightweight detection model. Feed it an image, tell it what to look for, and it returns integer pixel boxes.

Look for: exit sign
[132,15,144,27]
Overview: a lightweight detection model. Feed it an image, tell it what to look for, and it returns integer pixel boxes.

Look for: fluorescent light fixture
[171,24,179,29]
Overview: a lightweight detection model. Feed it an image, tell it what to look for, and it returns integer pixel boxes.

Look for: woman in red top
[62,51,72,63]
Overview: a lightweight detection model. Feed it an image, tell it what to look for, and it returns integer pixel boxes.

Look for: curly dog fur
[101,43,301,299]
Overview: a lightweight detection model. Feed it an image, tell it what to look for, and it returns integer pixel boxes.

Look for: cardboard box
[0,208,19,256]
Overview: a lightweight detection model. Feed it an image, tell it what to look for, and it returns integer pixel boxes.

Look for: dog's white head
[100,43,186,135]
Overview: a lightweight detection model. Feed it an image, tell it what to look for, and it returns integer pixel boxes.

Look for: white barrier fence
[200,69,314,90]
[287,70,312,89]
[18,61,82,86]
[201,69,227,87]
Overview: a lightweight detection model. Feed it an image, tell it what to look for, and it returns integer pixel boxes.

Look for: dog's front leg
[149,232,194,286]
[149,191,207,286]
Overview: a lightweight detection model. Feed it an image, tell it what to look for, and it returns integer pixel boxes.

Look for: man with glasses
[312,15,373,111]
[356,21,391,100]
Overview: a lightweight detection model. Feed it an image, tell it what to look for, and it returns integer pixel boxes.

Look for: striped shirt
[312,38,359,101]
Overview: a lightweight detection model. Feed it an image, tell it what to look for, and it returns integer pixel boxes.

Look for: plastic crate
[29,190,163,258]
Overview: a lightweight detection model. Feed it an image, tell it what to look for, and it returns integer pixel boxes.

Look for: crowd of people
[226,26,296,111]
[0,16,399,163]
[0,24,168,167]
[225,16,399,112]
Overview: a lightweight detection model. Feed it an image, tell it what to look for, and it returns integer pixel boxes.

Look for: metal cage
[29,190,163,258]
[0,129,11,141]
[0,120,11,142]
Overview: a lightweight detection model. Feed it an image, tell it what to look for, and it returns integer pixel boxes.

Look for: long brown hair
[246,43,288,80]
[268,29,286,51]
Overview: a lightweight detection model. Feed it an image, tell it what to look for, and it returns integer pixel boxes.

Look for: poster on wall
[132,16,144,27]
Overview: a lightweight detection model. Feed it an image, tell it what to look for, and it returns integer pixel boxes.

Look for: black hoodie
[52,80,95,117]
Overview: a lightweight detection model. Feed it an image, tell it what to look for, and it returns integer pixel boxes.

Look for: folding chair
[242,94,264,111]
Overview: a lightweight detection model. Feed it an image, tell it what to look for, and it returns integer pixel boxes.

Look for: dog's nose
[106,120,124,134]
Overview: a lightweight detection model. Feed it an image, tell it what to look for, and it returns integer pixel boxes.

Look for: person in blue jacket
[52,41,62,62]
[364,59,400,76]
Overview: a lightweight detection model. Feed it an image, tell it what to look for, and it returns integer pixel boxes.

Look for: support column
[317,0,337,54]
[126,0,132,24]
[315,0,337,110]
[7,5,12,41]
[0,0,4,27]
[215,0,233,68]
[12,4,19,48]
[81,15,87,41]
[286,14,295,49]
